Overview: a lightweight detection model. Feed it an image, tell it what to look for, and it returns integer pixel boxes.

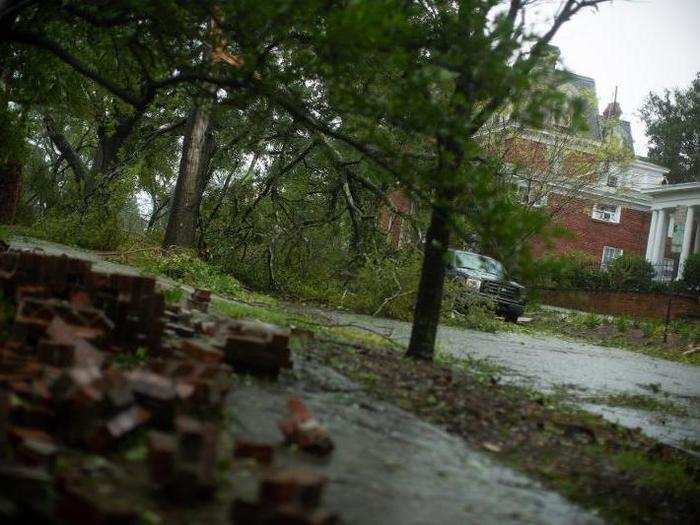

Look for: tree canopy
[1,0,612,360]
[640,73,700,183]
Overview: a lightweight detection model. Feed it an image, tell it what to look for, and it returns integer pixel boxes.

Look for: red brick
[531,193,652,260]
[259,469,328,508]
[538,289,700,320]
[233,440,274,464]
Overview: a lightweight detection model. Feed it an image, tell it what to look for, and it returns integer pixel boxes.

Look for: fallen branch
[96,246,164,257]
[373,291,412,317]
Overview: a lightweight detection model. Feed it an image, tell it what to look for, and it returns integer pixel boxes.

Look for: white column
[652,208,668,264]
[694,220,700,254]
[645,210,659,261]
[677,206,695,280]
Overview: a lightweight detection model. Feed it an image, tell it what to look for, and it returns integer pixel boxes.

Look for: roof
[618,120,634,153]
[633,156,670,174]
[641,181,700,196]
[641,181,700,210]
[563,73,601,141]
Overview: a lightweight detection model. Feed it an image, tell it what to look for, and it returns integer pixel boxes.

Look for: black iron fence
[650,260,677,283]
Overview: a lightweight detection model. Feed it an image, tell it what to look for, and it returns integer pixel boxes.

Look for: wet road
[228,356,602,525]
[308,309,700,451]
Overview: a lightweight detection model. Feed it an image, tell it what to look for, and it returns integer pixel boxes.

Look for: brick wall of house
[537,289,700,320]
[533,193,652,260]
[376,134,661,263]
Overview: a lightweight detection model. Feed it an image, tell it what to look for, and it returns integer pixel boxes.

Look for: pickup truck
[446,249,526,323]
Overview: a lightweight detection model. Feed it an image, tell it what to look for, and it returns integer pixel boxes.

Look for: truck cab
[446,250,526,323]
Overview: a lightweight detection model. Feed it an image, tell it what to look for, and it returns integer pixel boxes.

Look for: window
[592,203,621,223]
[606,174,618,188]
[601,246,623,269]
[451,251,504,278]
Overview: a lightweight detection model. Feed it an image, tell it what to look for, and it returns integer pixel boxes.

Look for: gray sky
[550,0,700,157]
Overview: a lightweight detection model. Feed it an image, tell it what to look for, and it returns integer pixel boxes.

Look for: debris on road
[232,468,338,524]
[279,397,335,456]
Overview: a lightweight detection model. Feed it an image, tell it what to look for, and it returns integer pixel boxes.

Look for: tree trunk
[163,106,212,249]
[405,203,450,360]
[0,161,22,224]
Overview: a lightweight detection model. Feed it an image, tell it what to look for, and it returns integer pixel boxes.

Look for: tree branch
[465,0,610,138]
[63,4,144,28]
[43,115,89,185]
[5,30,143,107]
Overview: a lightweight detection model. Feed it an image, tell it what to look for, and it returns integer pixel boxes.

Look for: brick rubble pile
[0,248,338,523]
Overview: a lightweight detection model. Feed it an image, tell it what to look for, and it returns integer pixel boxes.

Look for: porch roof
[640,181,700,210]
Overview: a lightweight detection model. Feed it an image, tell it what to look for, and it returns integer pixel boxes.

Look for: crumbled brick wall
[532,193,653,260]
[537,289,699,320]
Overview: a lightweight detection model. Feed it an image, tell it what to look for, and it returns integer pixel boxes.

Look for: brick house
[518,95,700,281]
[379,57,700,280]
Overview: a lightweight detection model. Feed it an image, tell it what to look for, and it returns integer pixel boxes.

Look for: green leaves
[640,73,699,183]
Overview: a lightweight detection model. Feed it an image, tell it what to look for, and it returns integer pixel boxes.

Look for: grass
[587,393,688,417]
[613,450,699,494]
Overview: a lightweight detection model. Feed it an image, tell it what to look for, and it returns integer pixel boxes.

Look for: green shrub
[529,252,601,289]
[26,206,126,251]
[615,315,632,333]
[671,319,700,345]
[133,249,269,304]
[582,313,603,329]
[529,252,670,293]
[606,254,655,292]
[640,320,661,339]
[447,291,501,332]
[682,253,700,290]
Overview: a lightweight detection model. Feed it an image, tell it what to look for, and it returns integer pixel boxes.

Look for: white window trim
[592,203,622,224]
[601,246,623,268]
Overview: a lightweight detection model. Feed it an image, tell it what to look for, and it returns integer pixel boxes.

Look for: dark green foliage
[3,0,613,359]
[0,106,27,164]
[529,252,599,289]
[0,292,14,342]
[640,73,700,183]
[606,254,656,292]
[25,205,126,251]
[530,253,661,293]
[682,253,700,290]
